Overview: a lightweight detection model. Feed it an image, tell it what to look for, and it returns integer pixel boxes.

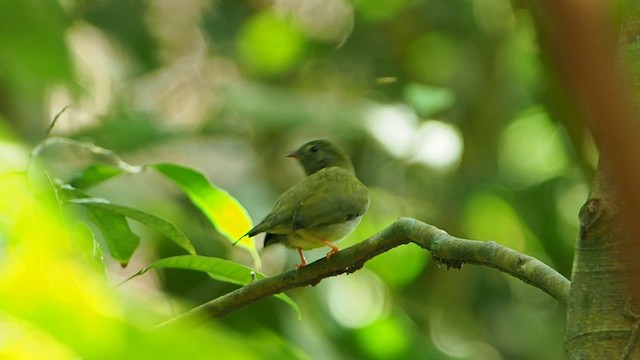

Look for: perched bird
[239,140,370,269]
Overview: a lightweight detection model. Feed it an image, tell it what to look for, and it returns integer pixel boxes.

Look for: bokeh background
[0,0,595,359]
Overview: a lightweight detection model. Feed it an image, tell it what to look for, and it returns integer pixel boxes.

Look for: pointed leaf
[71,198,196,256]
[151,163,258,261]
[86,205,140,267]
[141,255,300,318]
[69,164,124,189]
[61,188,138,266]
[148,255,258,285]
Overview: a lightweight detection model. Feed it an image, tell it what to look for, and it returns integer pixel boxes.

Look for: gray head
[287,139,354,175]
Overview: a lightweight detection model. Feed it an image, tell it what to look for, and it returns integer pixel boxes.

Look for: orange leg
[295,247,308,270]
[323,240,340,261]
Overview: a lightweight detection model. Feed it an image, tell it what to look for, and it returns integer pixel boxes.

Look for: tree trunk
[561,1,640,358]
[565,167,640,358]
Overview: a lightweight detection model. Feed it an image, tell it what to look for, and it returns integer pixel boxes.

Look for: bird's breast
[283,216,364,250]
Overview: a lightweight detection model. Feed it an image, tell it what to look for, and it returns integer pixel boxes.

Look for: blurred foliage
[0,0,594,358]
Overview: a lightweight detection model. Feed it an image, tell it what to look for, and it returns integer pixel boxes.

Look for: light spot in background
[403,83,456,118]
[0,317,79,359]
[462,191,528,252]
[498,107,569,187]
[556,182,589,228]
[49,23,121,133]
[355,0,411,22]
[237,11,307,77]
[355,314,410,358]
[0,141,29,172]
[366,105,417,158]
[406,34,461,85]
[582,129,599,169]
[365,241,429,289]
[412,121,463,169]
[429,310,504,360]
[322,269,388,328]
[276,0,354,45]
[473,0,515,36]
[366,105,464,171]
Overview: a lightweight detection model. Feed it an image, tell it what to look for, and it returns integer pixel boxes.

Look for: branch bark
[157,217,570,328]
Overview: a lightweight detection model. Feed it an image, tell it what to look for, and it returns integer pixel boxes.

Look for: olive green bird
[238,140,370,269]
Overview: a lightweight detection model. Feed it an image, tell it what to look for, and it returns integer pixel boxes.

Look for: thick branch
[158,217,570,328]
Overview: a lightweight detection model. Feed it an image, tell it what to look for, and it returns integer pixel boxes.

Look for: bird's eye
[308,145,319,153]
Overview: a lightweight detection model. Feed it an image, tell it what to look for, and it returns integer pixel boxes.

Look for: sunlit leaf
[71,198,196,256]
[139,255,301,318]
[0,150,290,359]
[69,164,124,189]
[151,163,255,250]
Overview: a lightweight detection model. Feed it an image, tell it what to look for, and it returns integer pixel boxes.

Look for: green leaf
[74,221,106,276]
[151,164,257,254]
[71,198,196,256]
[85,204,140,267]
[0,0,74,92]
[148,255,258,285]
[69,164,124,189]
[142,255,300,318]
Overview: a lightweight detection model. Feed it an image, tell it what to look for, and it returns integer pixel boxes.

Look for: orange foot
[323,240,340,261]
[295,247,308,270]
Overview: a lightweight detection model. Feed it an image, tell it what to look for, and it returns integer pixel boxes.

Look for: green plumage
[241,140,370,268]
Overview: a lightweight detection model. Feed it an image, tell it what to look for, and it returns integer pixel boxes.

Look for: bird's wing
[246,167,369,236]
[245,181,304,236]
[292,168,369,230]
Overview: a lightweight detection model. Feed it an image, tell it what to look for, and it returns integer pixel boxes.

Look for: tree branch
[157,217,570,328]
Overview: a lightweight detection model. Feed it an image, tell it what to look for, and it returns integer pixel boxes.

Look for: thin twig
[28,137,145,174]
[46,105,70,135]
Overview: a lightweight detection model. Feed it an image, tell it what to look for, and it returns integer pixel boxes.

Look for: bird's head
[287,139,354,175]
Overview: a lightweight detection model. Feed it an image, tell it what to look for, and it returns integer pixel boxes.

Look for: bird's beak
[286,151,300,159]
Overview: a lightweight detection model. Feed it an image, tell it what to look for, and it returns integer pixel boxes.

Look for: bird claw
[323,241,340,261]
[295,247,308,270]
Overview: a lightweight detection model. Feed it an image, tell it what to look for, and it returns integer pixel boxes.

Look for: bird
[238,139,370,269]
